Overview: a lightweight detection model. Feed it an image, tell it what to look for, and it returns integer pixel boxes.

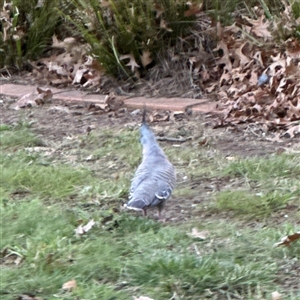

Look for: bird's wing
[127,161,175,209]
[127,178,164,209]
[128,163,149,199]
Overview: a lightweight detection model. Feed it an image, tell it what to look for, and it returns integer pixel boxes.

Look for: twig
[157,136,192,142]
[193,243,201,257]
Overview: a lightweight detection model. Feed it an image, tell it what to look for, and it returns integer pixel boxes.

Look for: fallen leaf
[75,219,95,236]
[274,232,300,247]
[52,35,77,52]
[10,87,53,110]
[188,228,208,240]
[235,43,251,67]
[105,92,124,111]
[62,279,77,291]
[1,247,24,266]
[154,3,164,18]
[120,54,140,72]
[284,124,300,138]
[140,50,152,67]
[271,291,282,300]
[160,19,172,32]
[25,147,55,156]
[184,3,202,17]
[215,40,232,71]
[244,15,272,40]
[226,156,237,161]
[72,68,88,84]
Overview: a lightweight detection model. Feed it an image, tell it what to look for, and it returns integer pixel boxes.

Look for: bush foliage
[0,0,298,76]
[0,0,61,69]
[67,0,197,78]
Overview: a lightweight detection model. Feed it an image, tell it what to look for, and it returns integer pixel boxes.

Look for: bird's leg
[142,208,147,216]
[158,208,162,219]
[157,206,166,223]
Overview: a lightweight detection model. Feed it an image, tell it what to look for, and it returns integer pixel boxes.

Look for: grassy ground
[1,115,299,300]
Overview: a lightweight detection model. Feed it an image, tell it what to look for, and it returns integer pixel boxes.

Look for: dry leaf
[140,50,152,67]
[184,3,202,17]
[160,19,172,32]
[215,40,232,71]
[188,228,208,240]
[11,87,53,110]
[62,279,77,291]
[1,248,24,266]
[235,43,251,67]
[274,232,300,247]
[271,291,282,300]
[244,15,272,40]
[32,35,92,87]
[105,92,124,111]
[120,54,140,72]
[52,35,77,52]
[154,3,164,18]
[75,219,95,236]
[284,124,300,138]
[72,68,88,84]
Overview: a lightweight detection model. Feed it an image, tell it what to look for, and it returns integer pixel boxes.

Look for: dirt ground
[1,94,300,224]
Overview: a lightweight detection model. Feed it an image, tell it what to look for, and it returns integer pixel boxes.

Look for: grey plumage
[124,110,176,218]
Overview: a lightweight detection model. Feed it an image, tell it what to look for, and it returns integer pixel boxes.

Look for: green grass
[1,151,95,199]
[223,154,300,181]
[1,122,299,299]
[0,122,42,147]
[214,155,300,217]
[215,190,292,217]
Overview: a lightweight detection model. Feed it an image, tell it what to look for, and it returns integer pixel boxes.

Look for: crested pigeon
[124,110,176,218]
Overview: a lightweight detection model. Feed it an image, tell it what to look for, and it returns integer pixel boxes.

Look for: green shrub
[0,0,62,69]
[67,0,197,78]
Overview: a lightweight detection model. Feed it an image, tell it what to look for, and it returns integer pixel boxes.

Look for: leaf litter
[10,87,53,110]
[202,5,300,136]
[16,2,299,138]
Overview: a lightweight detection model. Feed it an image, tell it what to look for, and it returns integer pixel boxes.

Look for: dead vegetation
[2,1,300,138]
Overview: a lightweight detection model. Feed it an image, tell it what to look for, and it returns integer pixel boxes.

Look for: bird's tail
[142,104,149,125]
